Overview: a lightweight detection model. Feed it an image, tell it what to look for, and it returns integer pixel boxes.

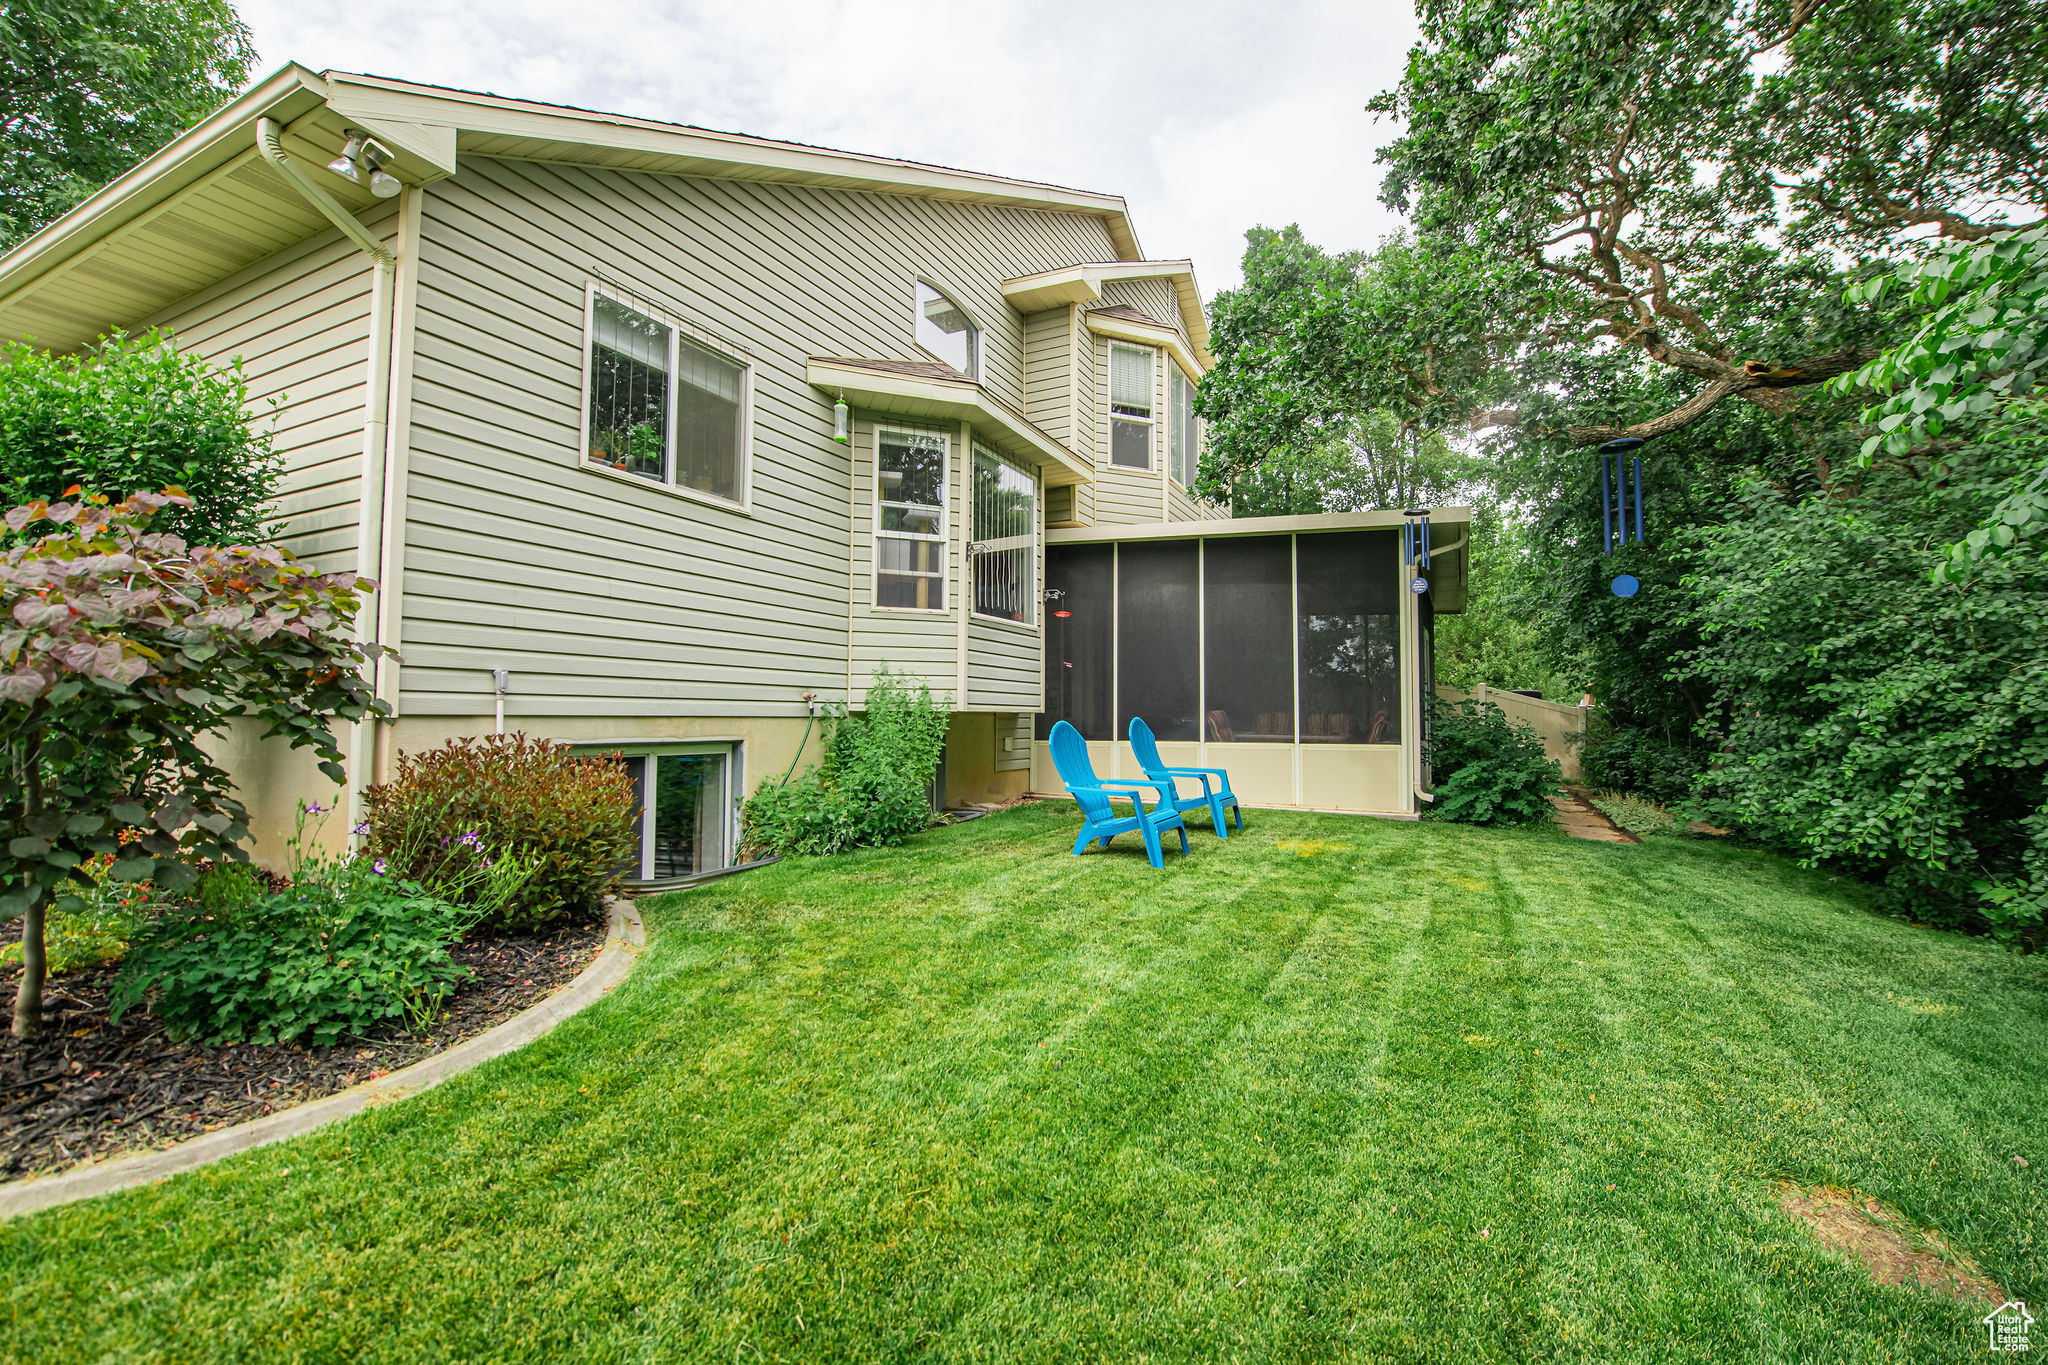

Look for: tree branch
[1568,347,1877,445]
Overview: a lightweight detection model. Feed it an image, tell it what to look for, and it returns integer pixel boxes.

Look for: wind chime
[1598,437,1646,597]
[1402,509,1432,593]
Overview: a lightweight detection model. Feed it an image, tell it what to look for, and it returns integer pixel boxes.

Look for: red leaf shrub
[362,734,636,931]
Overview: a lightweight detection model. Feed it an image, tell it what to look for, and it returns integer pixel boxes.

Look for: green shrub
[1580,722,1705,806]
[1686,415,2048,946]
[0,890,152,977]
[743,668,950,857]
[110,861,473,1046]
[1589,791,1678,838]
[0,333,283,546]
[195,860,264,919]
[1426,697,1561,826]
[361,734,637,930]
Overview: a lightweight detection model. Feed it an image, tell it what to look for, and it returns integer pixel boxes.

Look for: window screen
[915,281,977,376]
[673,336,745,501]
[1109,343,1153,469]
[1117,540,1200,742]
[588,296,671,482]
[1296,530,1401,744]
[876,428,947,609]
[972,445,1035,622]
[1039,543,1113,740]
[1203,536,1294,742]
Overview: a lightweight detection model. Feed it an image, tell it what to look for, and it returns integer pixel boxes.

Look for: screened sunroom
[1030,510,1470,816]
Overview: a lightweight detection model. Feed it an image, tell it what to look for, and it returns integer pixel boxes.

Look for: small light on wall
[832,394,850,444]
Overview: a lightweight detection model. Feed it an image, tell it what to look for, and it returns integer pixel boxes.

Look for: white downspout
[256,117,398,841]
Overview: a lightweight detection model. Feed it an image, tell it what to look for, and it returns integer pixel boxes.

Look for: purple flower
[372,858,388,875]
[352,821,370,837]
[458,830,482,847]
[301,800,329,815]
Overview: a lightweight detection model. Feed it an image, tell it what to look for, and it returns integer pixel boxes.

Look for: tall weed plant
[744,668,950,857]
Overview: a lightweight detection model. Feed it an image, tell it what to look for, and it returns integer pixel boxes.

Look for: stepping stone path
[1551,787,1636,843]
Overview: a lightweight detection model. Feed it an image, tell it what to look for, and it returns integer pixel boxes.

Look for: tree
[1684,414,2048,945]
[1,332,284,546]
[0,491,383,1038]
[1197,227,1502,510]
[1828,226,2048,580]
[1371,0,2048,445]
[0,0,255,248]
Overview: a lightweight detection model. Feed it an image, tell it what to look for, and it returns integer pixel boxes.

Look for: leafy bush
[0,333,282,546]
[1580,722,1706,806]
[110,860,473,1046]
[0,489,382,1038]
[1426,697,1561,826]
[1589,792,1677,839]
[743,668,950,857]
[1686,416,2048,947]
[362,734,637,930]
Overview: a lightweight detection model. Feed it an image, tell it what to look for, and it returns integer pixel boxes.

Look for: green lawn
[3,805,2042,1363]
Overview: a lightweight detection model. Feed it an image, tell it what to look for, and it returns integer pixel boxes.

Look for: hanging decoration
[1403,508,1432,593]
[1598,438,1646,597]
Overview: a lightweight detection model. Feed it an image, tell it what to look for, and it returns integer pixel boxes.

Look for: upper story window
[875,427,948,610]
[971,444,1036,623]
[585,288,750,506]
[915,281,978,377]
[1168,364,1199,487]
[1109,343,1154,469]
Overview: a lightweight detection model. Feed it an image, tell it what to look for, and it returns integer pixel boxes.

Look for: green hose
[778,712,816,785]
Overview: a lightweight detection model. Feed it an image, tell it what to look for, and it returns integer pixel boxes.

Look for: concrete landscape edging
[0,897,646,1221]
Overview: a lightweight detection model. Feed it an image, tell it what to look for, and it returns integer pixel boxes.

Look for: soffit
[0,69,450,354]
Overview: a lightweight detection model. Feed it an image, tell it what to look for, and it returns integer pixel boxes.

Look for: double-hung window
[1110,343,1155,469]
[970,444,1036,623]
[1168,364,1199,486]
[875,427,948,609]
[585,288,750,505]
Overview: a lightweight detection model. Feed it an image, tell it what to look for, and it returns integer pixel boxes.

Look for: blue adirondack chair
[1128,716,1243,838]
[1047,720,1190,869]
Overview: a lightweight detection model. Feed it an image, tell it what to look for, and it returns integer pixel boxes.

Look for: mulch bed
[0,917,608,1184]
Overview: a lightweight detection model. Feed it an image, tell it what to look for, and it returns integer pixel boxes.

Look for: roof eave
[0,63,328,303]
[807,358,1093,487]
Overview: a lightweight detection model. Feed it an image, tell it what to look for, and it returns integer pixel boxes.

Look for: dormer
[1003,261,1214,528]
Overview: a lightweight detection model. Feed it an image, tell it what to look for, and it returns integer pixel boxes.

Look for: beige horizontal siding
[1023,306,1072,441]
[401,158,1116,717]
[1101,276,1186,343]
[994,712,1032,772]
[145,216,394,574]
[966,619,1040,710]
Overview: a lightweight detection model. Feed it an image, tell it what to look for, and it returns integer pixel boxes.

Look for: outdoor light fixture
[832,394,851,443]
[325,131,402,199]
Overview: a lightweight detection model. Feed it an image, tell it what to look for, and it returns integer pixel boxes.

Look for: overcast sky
[235,0,1419,297]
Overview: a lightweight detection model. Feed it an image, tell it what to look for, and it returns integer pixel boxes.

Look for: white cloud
[235,0,1420,293]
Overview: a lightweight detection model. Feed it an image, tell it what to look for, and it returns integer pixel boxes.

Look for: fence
[1435,685,1589,781]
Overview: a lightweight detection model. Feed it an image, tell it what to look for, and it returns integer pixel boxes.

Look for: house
[0,66,1468,881]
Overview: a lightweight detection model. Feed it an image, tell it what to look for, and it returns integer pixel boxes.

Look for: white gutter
[256,116,399,839]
